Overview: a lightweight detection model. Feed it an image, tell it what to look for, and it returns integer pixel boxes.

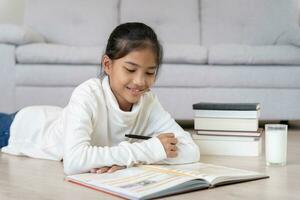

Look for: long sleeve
[146,96,200,164]
[62,82,167,175]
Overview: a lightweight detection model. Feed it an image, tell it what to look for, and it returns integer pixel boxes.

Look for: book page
[67,167,197,199]
[66,162,267,199]
[143,163,266,186]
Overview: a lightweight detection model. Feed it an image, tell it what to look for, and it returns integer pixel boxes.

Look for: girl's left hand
[90,165,126,174]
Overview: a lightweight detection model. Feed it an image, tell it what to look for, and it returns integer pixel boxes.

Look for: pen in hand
[126,133,178,158]
[125,134,152,140]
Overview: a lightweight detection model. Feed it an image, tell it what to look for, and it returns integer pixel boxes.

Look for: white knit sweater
[2,77,200,175]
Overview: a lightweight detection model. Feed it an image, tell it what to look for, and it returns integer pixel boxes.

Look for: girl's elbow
[63,154,88,175]
[192,143,201,162]
[183,143,200,163]
[173,143,200,164]
[63,165,76,176]
[63,158,80,175]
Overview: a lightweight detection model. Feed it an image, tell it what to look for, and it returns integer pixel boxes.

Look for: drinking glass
[265,124,288,166]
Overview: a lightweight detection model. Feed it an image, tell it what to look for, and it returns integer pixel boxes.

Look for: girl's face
[103,48,157,111]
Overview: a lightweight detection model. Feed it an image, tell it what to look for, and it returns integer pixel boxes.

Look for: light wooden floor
[0,129,299,200]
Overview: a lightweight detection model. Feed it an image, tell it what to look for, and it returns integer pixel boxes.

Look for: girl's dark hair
[103,22,163,76]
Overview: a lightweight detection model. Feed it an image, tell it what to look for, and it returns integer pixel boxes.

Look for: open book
[65,162,268,200]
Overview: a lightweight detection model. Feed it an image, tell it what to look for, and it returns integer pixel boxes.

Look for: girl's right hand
[157,133,178,158]
[90,165,126,174]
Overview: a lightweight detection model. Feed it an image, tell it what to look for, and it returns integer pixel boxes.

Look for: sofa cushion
[209,45,300,65]
[201,0,299,46]
[163,44,207,64]
[154,64,300,89]
[16,43,208,65]
[16,64,99,87]
[0,24,45,45]
[15,86,75,110]
[16,44,104,64]
[20,63,300,89]
[276,27,300,48]
[120,0,201,45]
[23,0,119,46]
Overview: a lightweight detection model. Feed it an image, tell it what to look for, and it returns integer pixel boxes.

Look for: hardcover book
[196,128,264,137]
[194,109,260,119]
[66,162,268,200]
[192,134,262,156]
[194,117,259,131]
[193,102,260,111]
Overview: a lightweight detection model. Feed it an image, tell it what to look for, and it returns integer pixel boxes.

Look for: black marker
[125,134,152,140]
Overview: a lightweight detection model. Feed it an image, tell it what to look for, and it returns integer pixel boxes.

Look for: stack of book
[192,102,263,156]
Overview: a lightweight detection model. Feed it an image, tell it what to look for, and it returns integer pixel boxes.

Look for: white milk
[265,124,287,166]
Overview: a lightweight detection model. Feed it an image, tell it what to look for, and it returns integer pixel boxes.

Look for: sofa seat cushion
[16,64,99,87]
[154,64,300,88]
[16,43,104,64]
[163,44,207,64]
[16,43,208,65]
[15,63,300,89]
[209,45,300,65]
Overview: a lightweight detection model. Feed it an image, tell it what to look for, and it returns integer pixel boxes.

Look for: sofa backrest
[119,0,201,45]
[23,0,119,46]
[201,0,299,46]
[23,0,298,47]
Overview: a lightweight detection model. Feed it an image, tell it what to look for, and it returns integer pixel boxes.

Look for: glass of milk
[265,124,288,166]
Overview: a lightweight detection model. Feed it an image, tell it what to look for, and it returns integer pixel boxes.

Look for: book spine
[192,136,262,156]
[196,129,262,137]
[194,110,260,119]
[194,117,258,132]
[192,134,260,141]
[192,102,260,111]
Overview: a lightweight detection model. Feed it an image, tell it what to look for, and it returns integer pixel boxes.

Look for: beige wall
[0,0,24,24]
[0,0,299,25]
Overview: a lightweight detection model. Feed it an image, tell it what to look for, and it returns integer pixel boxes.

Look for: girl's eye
[126,68,135,73]
[146,72,155,76]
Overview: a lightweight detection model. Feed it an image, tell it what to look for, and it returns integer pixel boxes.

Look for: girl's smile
[126,86,145,96]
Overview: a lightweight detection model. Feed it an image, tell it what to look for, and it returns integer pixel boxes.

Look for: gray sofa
[1,0,300,120]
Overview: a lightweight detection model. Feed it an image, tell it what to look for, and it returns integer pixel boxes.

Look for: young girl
[0,22,200,175]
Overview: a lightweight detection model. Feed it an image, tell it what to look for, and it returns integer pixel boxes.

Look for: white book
[194,117,258,131]
[65,162,268,200]
[193,134,261,141]
[192,134,262,156]
[194,109,260,119]
[196,128,263,137]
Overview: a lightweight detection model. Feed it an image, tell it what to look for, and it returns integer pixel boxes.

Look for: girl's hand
[90,165,126,174]
[157,133,178,158]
